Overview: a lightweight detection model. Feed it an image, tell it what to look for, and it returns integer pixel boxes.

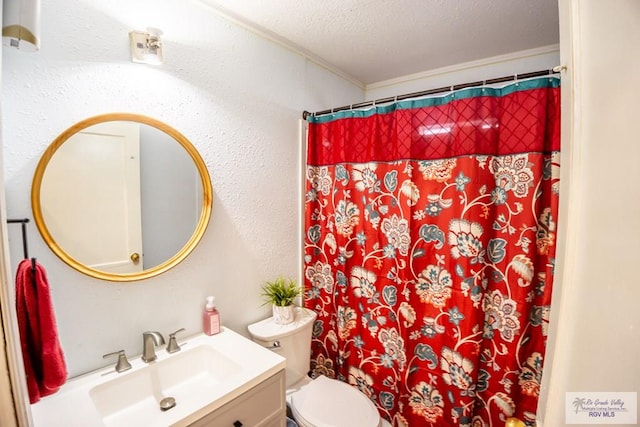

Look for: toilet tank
[248,307,317,388]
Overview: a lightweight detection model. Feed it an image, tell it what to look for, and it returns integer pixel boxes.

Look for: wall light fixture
[2,0,41,51]
[129,28,163,65]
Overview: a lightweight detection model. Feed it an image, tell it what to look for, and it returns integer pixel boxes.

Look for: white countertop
[30,327,286,427]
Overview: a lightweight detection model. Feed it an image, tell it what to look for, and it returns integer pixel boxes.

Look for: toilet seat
[290,375,380,427]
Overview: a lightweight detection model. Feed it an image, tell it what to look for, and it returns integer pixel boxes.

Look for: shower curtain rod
[302,67,561,120]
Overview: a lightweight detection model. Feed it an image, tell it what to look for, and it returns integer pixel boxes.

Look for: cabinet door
[261,418,286,427]
[189,371,285,427]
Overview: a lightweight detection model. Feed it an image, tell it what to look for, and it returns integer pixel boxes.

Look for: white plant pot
[272,305,295,325]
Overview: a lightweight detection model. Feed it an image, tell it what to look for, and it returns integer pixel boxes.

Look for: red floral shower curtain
[304,77,560,427]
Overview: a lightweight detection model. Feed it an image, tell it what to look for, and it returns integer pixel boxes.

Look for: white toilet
[248,307,383,427]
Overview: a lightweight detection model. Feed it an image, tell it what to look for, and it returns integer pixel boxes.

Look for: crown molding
[194,0,365,89]
[192,2,559,94]
[366,44,560,92]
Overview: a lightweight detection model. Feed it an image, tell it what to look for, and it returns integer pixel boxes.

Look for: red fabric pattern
[15,259,67,403]
[308,86,560,166]
[304,82,560,426]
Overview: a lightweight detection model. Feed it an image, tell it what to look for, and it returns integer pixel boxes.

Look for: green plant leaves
[261,277,301,307]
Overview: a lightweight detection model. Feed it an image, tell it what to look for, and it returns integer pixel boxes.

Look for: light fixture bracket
[129,28,163,65]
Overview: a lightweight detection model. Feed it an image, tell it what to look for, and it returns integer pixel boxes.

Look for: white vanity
[30,328,286,427]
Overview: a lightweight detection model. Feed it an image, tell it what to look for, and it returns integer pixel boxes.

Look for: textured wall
[2,0,362,377]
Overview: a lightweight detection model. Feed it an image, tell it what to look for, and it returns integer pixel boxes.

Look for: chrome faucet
[142,331,165,363]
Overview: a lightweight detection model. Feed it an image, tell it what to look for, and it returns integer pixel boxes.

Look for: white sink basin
[89,345,242,426]
[30,328,286,427]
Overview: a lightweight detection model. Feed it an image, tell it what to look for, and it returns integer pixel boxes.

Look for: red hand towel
[15,258,67,403]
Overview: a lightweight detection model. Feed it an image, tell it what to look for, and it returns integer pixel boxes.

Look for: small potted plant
[261,276,301,324]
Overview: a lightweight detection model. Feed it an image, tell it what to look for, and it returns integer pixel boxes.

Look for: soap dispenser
[203,296,221,336]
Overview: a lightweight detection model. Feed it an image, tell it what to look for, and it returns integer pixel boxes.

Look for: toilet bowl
[248,307,382,427]
[289,375,380,427]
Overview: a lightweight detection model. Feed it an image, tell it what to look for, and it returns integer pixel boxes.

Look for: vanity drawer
[189,370,285,427]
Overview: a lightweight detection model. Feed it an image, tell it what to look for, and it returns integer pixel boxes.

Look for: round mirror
[31,113,213,282]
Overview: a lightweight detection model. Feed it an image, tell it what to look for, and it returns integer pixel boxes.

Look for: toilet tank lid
[248,307,317,341]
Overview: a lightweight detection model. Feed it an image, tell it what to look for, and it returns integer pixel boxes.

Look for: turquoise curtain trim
[307,76,560,124]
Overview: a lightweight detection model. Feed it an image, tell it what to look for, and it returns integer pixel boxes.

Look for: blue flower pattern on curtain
[304,78,560,427]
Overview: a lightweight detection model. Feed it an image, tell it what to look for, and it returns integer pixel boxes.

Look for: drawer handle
[233,421,243,427]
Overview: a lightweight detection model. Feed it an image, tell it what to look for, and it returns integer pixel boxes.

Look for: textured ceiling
[200,0,559,86]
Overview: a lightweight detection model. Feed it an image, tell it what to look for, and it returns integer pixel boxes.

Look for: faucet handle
[167,328,186,353]
[103,350,132,373]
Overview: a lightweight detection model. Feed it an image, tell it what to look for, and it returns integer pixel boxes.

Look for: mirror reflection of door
[139,125,203,268]
[41,121,144,273]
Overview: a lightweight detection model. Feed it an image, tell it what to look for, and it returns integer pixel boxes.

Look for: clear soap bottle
[203,296,221,336]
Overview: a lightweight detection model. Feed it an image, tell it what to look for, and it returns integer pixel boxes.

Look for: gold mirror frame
[31,113,213,282]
